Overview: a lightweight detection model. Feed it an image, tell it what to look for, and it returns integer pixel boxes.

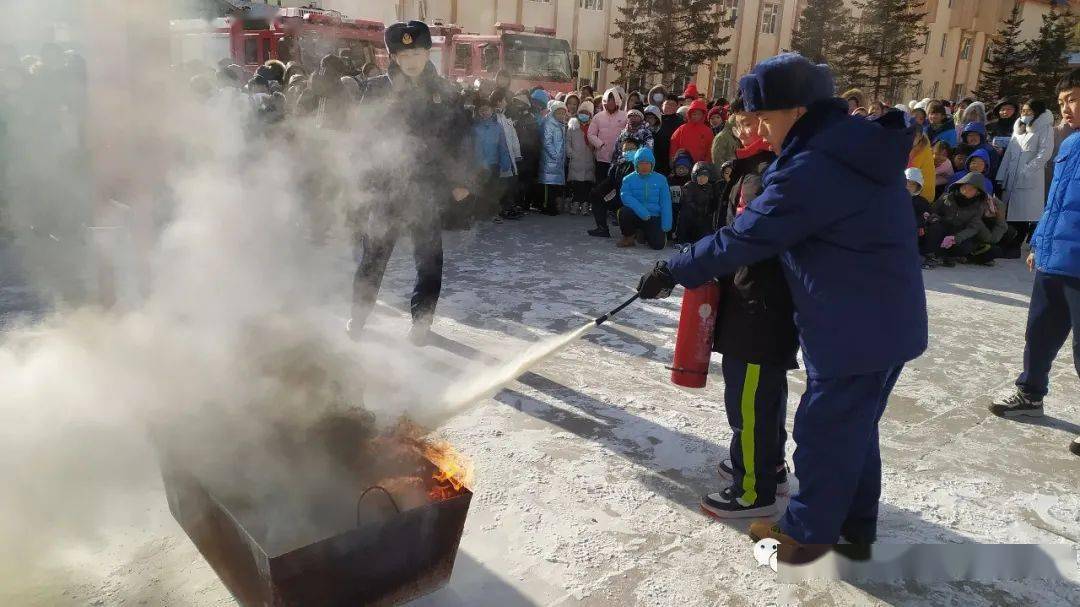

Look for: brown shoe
[617,235,637,248]
[748,520,831,565]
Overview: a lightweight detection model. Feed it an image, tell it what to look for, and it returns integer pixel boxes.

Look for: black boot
[588,227,610,237]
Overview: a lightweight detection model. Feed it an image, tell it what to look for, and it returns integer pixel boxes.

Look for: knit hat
[681,83,699,100]
[578,100,594,115]
[627,108,644,121]
[707,106,723,120]
[531,88,551,106]
[547,100,567,114]
[739,53,834,112]
[904,167,924,188]
[673,151,694,170]
[643,104,662,122]
[676,105,690,118]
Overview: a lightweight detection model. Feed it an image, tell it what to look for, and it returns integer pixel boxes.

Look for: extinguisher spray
[670,281,722,388]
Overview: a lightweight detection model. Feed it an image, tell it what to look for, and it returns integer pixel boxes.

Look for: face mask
[652,93,664,104]
[1020,114,1034,125]
[578,113,590,123]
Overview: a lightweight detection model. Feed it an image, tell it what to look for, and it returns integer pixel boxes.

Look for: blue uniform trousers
[780,365,904,544]
[1016,271,1080,399]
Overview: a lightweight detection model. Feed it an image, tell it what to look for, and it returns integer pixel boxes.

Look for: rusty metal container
[161,454,471,606]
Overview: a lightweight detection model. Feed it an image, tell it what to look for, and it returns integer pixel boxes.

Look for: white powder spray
[427,322,596,424]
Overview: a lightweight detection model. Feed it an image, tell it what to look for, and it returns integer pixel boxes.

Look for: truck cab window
[481,45,499,73]
[454,44,471,71]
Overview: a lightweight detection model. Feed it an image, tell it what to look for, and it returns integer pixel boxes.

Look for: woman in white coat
[997,99,1055,246]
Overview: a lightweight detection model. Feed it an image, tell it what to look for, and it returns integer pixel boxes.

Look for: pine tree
[835,0,928,101]
[1022,5,1077,103]
[611,0,732,89]
[975,3,1026,101]
[791,0,852,66]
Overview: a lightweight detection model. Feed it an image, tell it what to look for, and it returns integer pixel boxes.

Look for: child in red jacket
[669,99,713,163]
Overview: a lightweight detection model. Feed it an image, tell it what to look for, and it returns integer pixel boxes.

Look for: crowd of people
[166,40,1080,276]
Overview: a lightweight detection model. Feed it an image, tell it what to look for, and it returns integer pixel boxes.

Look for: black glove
[637,261,676,299]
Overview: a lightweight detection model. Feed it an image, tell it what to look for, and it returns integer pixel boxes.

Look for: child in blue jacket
[617,147,673,250]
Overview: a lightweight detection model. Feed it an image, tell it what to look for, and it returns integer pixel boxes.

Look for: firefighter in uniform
[637,54,928,561]
[347,21,472,344]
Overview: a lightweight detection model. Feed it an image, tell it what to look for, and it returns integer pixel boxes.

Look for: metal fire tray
[161,459,471,606]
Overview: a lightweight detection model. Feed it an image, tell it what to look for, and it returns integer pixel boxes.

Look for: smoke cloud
[0,0,482,586]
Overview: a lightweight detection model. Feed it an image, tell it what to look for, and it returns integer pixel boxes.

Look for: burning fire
[389,418,473,502]
[423,439,474,501]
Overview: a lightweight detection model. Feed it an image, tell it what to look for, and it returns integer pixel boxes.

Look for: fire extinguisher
[670,281,722,388]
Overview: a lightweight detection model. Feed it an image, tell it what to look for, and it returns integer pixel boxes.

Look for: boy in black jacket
[700,98,799,520]
[587,137,641,238]
[675,162,720,244]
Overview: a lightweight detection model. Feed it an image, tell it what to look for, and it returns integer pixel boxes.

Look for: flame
[387,418,473,501]
[422,439,473,500]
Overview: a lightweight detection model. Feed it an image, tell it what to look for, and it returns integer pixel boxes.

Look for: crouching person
[617,148,672,249]
[922,173,989,267]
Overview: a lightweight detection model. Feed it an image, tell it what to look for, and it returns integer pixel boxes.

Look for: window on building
[579,0,604,10]
[576,50,601,89]
[712,63,733,99]
[959,36,973,61]
[761,2,779,35]
[930,81,940,98]
[912,81,923,100]
[673,66,696,96]
[984,41,995,62]
[952,83,965,100]
[453,44,471,71]
[940,33,948,57]
[627,74,646,95]
[923,30,931,53]
[721,0,739,26]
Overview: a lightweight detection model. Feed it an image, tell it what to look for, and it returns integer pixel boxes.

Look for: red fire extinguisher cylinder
[670,282,722,388]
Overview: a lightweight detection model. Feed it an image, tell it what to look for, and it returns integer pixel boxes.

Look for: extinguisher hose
[594,293,641,326]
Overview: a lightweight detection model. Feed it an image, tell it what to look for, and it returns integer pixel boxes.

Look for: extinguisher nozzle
[594,293,640,327]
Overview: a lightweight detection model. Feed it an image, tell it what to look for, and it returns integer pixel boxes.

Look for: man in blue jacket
[636,53,928,553]
[991,68,1080,459]
[617,147,673,250]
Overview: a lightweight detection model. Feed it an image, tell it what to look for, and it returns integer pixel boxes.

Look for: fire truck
[429,22,578,94]
[170,6,387,74]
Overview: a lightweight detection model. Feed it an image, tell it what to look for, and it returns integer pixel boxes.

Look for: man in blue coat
[636,53,928,553]
[991,68,1080,458]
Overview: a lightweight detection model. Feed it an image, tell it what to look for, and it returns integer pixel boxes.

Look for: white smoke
[0,0,473,581]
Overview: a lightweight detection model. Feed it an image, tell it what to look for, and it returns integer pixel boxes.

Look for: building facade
[316,0,1071,101]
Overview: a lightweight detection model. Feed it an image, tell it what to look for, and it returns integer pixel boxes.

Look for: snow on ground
[2,215,1079,606]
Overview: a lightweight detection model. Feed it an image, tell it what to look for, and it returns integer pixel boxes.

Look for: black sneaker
[717,459,790,496]
[939,256,956,267]
[989,389,1044,418]
[587,227,610,238]
[700,486,778,519]
[1070,436,1079,457]
[921,255,939,270]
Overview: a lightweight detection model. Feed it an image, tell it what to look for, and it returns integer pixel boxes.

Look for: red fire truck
[170,7,387,74]
[429,22,578,94]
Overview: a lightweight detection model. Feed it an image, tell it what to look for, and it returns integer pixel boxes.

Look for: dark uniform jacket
[360,61,473,222]
[713,147,798,369]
